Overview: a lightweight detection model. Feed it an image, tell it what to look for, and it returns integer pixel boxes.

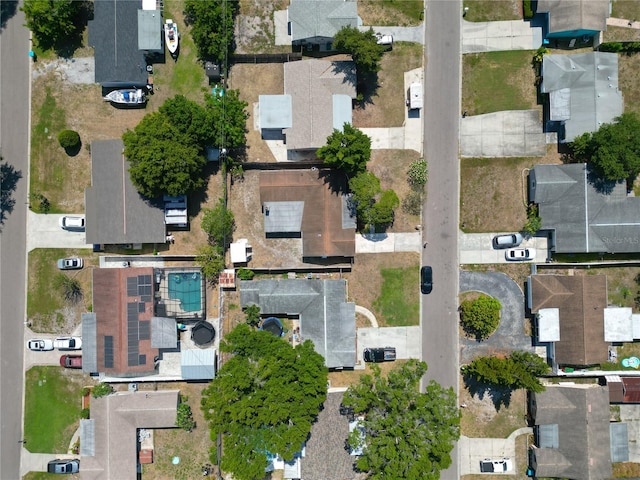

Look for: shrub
[402,190,422,216]
[459,294,501,340]
[81,387,91,397]
[244,304,261,327]
[523,204,542,236]
[80,408,90,419]
[176,401,196,431]
[523,0,534,19]
[91,382,113,398]
[407,159,428,189]
[29,192,50,213]
[237,268,255,280]
[58,129,80,149]
[53,273,83,304]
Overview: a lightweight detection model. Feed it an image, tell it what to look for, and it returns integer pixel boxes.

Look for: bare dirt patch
[618,53,640,116]
[235,0,291,55]
[345,252,419,322]
[460,147,562,233]
[367,149,421,232]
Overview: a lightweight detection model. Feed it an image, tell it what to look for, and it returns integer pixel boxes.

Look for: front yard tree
[184,0,239,61]
[570,112,640,181]
[343,360,460,480]
[334,26,386,74]
[463,350,550,393]
[22,0,83,51]
[459,294,501,340]
[201,324,328,480]
[318,124,371,176]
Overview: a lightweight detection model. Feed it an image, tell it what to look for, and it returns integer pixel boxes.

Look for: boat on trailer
[103,89,147,105]
[165,19,179,55]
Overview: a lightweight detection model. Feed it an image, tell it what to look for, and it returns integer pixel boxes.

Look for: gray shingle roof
[88,0,149,85]
[85,139,166,245]
[532,384,612,480]
[537,0,609,35]
[288,0,358,43]
[239,279,356,368]
[530,163,640,253]
[541,52,623,143]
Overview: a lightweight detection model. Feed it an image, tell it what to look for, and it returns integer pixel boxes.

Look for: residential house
[287,0,359,49]
[259,59,357,154]
[540,52,623,143]
[536,0,610,41]
[605,375,640,403]
[259,169,356,260]
[529,163,640,254]
[529,384,628,479]
[83,266,214,381]
[80,390,178,479]
[240,278,356,369]
[85,140,167,247]
[89,0,162,86]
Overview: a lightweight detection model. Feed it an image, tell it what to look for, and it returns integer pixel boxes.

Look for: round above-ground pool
[261,317,283,337]
[191,320,215,346]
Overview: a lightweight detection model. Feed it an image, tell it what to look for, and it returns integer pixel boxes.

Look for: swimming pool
[168,271,202,313]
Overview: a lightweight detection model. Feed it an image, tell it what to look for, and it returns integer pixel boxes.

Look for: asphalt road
[422,1,462,479]
[0,4,30,478]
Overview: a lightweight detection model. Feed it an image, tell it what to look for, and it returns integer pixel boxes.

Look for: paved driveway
[27,212,92,251]
[462,19,542,53]
[358,25,425,44]
[357,327,422,367]
[459,427,532,475]
[460,110,547,157]
[459,232,549,264]
[459,271,533,364]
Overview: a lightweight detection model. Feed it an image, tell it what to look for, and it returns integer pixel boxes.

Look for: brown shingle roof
[260,169,355,258]
[530,274,608,365]
[93,267,159,376]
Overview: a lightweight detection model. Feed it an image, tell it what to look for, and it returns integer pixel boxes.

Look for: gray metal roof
[530,163,640,253]
[181,349,215,380]
[239,279,356,368]
[151,317,177,349]
[137,9,162,51]
[260,95,293,129]
[332,95,352,131]
[610,422,629,463]
[537,0,609,35]
[263,201,304,233]
[88,0,149,85]
[541,52,623,142]
[85,139,166,245]
[288,0,358,43]
[82,313,98,373]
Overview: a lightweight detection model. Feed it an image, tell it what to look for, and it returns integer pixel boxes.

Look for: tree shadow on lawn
[463,373,513,411]
[355,70,381,109]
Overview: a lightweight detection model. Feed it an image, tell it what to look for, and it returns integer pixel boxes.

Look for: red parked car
[60,355,82,369]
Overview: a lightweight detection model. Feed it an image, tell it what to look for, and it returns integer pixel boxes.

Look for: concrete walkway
[358,25,425,44]
[459,427,532,475]
[462,19,542,53]
[356,232,421,253]
[607,17,640,29]
[460,110,547,158]
[355,305,378,328]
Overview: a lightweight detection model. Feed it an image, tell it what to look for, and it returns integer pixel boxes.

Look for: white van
[408,83,423,110]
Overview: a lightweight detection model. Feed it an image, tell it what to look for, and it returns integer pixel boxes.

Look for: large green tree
[201,324,328,480]
[459,294,501,340]
[184,0,238,61]
[22,0,83,51]
[343,360,460,480]
[570,112,640,181]
[348,171,399,230]
[463,351,550,393]
[123,94,248,197]
[195,244,225,283]
[334,26,386,74]
[318,124,371,175]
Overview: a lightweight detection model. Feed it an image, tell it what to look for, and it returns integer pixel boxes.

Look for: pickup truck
[363,347,396,363]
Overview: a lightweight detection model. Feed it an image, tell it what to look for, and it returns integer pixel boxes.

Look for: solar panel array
[104,335,114,368]
[127,302,139,366]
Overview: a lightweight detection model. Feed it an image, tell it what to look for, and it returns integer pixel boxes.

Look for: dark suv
[363,347,396,363]
[420,266,433,294]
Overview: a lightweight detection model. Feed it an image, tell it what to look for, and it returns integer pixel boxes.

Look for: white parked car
[54,336,82,351]
[505,248,535,261]
[375,32,394,46]
[59,216,85,231]
[57,257,83,270]
[480,458,513,473]
[27,339,54,351]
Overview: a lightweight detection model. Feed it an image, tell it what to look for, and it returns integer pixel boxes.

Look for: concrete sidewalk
[356,232,421,253]
[462,19,542,53]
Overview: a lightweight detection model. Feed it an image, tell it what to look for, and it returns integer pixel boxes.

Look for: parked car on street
[420,266,433,294]
[59,216,85,231]
[492,232,523,249]
[480,458,513,473]
[54,336,82,350]
[363,347,396,363]
[47,459,80,474]
[505,248,535,261]
[57,257,83,270]
[60,355,82,369]
[27,339,54,351]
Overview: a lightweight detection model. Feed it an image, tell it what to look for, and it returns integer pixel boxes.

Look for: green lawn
[611,0,640,20]
[462,0,521,22]
[23,472,73,480]
[358,0,424,26]
[462,50,538,115]
[24,367,83,453]
[373,267,419,326]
